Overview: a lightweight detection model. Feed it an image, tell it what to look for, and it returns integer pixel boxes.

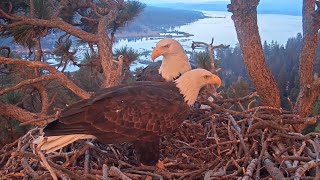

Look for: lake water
[68,11,302,72]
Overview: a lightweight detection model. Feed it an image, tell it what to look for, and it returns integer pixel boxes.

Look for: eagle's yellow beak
[211,75,222,87]
[151,48,161,61]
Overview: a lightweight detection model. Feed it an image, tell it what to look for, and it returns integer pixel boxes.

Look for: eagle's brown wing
[136,61,165,82]
[44,81,189,144]
[136,61,198,82]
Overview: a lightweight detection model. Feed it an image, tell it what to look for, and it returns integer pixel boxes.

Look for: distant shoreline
[115,31,194,39]
[151,1,302,17]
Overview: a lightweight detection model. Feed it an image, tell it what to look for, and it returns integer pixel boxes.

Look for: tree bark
[0,102,43,125]
[33,36,49,114]
[97,11,122,88]
[0,75,56,96]
[228,0,281,108]
[294,0,319,132]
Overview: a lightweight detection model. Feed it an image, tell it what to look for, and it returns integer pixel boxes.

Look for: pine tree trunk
[97,15,122,88]
[228,0,281,108]
[294,0,319,132]
[97,40,120,88]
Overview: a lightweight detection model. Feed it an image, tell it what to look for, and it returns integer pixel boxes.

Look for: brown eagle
[136,38,193,82]
[36,69,221,165]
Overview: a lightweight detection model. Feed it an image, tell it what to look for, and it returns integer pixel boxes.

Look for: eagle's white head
[175,69,222,106]
[151,38,191,81]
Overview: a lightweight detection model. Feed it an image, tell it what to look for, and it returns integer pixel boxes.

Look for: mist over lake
[112,11,302,71]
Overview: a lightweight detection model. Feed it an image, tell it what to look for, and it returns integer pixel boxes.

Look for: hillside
[117,6,206,36]
[153,0,302,16]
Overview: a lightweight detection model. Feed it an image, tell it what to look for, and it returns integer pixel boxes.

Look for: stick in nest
[294,160,320,180]
[36,138,58,180]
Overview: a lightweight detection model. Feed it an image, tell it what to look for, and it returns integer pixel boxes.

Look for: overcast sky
[140,0,228,4]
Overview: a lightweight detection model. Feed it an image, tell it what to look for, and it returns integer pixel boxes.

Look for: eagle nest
[1,92,319,180]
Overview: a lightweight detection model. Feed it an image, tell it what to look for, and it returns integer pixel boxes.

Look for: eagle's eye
[203,75,212,80]
[163,44,170,48]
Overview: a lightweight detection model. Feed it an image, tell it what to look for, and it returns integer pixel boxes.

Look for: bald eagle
[36,69,221,165]
[136,38,194,82]
[134,38,196,164]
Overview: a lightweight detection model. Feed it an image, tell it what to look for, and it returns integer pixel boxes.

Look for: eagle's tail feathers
[44,120,86,136]
[33,134,96,154]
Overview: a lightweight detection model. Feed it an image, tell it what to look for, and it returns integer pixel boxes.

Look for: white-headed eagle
[136,38,196,82]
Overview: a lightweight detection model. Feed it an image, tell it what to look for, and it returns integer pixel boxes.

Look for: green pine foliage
[193,51,211,71]
[113,46,141,83]
[0,0,53,50]
[72,51,102,93]
[226,78,250,99]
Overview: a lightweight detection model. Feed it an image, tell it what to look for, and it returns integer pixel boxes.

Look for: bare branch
[0,102,40,125]
[192,39,229,74]
[0,8,15,19]
[214,92,258,104]
[90,2,104,18]
[33,83,50,115]
[36,140,58,180]
[81,16,99,22]
[114,55,124,75]
[29,0,35,18]
[34,36,43,62]
[0,75,56,96]
[19,115,56,126]
[48,0,58,11]
[0,57,91,99]
[242,159,258,180]
[0,21,26,32]
[263,157,286,180]
[53,0,65,17]
[114,55,125,83]
[103,164,108,180]
[294,160,320,179]
[0,8,98,43]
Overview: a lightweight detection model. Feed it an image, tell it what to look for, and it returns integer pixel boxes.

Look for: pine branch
[0,57,91,99]
[0,75,56,96]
